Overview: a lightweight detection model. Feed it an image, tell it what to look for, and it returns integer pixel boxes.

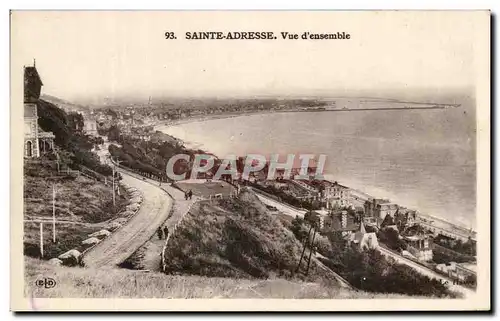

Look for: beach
[156,105,476,231]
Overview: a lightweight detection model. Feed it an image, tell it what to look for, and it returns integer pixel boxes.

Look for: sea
[158,99,476,229]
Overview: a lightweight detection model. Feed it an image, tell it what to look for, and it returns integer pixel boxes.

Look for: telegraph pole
[305,228,317,275]
[39,222,44,258]
[111,157,123,208]
[112,164,116,207]
[295,226,313,275]
[52,184,56,243]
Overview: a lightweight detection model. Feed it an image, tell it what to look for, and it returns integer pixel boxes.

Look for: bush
[290,216,308,241]
[37,99,113,176]
[378,228,407,252]
[319,247,454,297]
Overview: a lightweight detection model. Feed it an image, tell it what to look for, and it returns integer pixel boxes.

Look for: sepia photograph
[10,10,490,311]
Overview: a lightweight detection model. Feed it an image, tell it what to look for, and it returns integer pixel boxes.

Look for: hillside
[23,160,129,260]
[162,190,335,285]
[40,94,89,113]
[37,98,112,176]
[25,257,410,299]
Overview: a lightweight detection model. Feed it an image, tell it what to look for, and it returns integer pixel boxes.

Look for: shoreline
[151,112,475,236]
[154,109,286,130]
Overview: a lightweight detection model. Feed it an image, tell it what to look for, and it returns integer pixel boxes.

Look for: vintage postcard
[10,11,490,311]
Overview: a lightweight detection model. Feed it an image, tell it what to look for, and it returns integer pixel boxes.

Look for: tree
[304,211,319,227]
[67,112,85,132]
[380,214,395,228]
[37,99,113,176]
[107,125,121,142]
[379,227,407,252]
[291,216,308,241]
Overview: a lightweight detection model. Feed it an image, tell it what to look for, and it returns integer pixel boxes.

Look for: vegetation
[290,216,309,241]
[163,191,335,284]
[25,257,410,299]
[434,235,476,257]
[316,237,456,298]
[316,248,454,297]
[37,99,113,176]
[250,182,321,210]
[283,214,457,298]
[103,125,220,181]
[23,160,129,260]
[432,245,474,264]
[377,228,408,252]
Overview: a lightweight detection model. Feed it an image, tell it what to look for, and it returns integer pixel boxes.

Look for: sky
[11,11,487,104]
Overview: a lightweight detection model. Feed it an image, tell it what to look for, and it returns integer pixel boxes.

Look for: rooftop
[24,65,43,86]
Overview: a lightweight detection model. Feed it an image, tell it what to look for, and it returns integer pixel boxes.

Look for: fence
[81,187,145,264]
[160,200,198,273]
[250,187,307,213]
[78,165,112,185]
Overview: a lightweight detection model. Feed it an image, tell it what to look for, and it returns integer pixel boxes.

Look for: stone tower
[24,61,43,158]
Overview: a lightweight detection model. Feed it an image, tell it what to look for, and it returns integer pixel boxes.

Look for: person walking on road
[188,190,193,200]
[163,226,169,240]
[157,226,163,240]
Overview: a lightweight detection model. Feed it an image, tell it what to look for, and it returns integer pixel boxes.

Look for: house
[436,262,476,283]
[83,117,98,136]
[376,202,399,220]
[403,234,433,262]
[317,180,352,209]
[24,62,55,158]
[455,263,477,282]
[273,157,318,180]
[317,209,359,238]
[352,222,379,250]
[363,198,398,225]
[364,198,390,220]
[393,208,418,231]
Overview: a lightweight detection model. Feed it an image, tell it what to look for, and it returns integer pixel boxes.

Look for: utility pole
[39,222,44,258]
[112,163,116,207]
[295,226,313,275]
[111,157,123,208]
[305,228,317,275]
[52,184,56,243]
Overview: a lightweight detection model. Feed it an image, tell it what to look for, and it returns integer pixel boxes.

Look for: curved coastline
[153,111,475,234]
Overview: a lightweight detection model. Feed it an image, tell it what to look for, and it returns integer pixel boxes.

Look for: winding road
[82,140,199,269]
[82,171,173,268]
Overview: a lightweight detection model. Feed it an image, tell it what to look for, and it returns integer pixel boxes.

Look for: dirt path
[129,180,198,271]
[81,171,173,268]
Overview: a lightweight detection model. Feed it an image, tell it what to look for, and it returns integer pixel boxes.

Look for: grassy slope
[163,191,335,285]
[25,257,408,299]
[24,160,129,259]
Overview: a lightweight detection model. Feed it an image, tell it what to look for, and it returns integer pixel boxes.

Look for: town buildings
[363,198,400,226]
[436,262,477,283]
[317,209,358,236]
[403,234,433,262]
[24,62,55,158]
[323,181,352,209]
[352,222,379,251]
[83,117,98,136]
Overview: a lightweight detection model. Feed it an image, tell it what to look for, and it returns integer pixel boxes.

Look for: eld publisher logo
[35,277,57,289]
